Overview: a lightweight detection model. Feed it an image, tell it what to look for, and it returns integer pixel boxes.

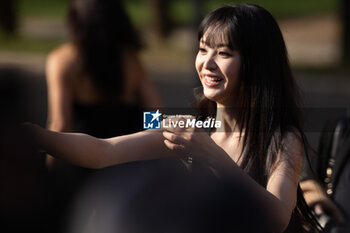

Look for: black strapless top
[73,102,143,138]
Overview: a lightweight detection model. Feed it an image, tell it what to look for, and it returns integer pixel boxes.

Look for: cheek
[229,59,241,78]
[224,61,241,88]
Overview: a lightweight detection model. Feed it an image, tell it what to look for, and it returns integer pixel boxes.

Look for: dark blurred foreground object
[302,117,350,233]
[67,159,271,233]
[0,0,17,34]
[0,67,50,233]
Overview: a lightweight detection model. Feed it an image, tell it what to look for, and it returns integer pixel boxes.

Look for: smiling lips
[203,74,223,87]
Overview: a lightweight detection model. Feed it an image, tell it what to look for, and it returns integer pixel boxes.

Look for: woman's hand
[161,117,224,167]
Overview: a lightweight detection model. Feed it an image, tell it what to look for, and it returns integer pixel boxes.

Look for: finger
[163,117,187,133]
[162,131,188,145]
[162,119,175,133]
[163,139,185,152]
[314,204,324,215]
[163,139,190,164]
[163,128,197,144]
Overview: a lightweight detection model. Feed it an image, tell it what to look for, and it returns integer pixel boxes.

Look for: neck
[215,103,242,136]
[211,103,245,164]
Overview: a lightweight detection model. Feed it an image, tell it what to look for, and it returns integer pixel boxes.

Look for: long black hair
[67,0,142,98]
[194,4,322,232]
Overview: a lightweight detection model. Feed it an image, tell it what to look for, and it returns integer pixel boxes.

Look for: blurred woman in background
[44,0,162,231]
[46,0,162,161]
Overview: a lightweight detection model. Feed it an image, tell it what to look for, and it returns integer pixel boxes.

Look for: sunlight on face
[195,32,242,107]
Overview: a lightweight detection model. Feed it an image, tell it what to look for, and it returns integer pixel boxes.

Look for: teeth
[205,76,221,83]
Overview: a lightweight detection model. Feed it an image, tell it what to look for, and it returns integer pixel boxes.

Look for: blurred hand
[300,179,345,223]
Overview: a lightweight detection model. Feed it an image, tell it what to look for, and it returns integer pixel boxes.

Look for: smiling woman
[24,4,322,233]
[196,38,241,105]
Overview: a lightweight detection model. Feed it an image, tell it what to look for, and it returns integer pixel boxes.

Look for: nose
[203,54,217,70]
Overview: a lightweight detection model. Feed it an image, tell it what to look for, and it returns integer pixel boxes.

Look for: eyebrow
[200,40,231,49]
[216,43,230,48]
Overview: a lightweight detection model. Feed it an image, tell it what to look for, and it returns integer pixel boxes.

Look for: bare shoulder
[46,43,80,81]
[281,129,303,158]
[275,129,303,177]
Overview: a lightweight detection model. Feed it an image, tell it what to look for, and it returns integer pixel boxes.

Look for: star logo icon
[150,109,161,122]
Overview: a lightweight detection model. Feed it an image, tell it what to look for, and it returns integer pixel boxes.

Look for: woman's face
[195,33,241,106]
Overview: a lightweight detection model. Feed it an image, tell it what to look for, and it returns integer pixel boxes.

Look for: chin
[203,90,235,107]
[203,89,221,102]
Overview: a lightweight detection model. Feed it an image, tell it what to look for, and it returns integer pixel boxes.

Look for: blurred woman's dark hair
[67,0,142,98]
[193,4,322,232]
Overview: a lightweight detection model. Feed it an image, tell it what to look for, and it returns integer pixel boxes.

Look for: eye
[198,47,207,53]
[218,51,232,57]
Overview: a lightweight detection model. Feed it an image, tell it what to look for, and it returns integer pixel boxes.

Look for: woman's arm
[45,45,75,168]
[264,132,303,232]
[222,146,300,233]
[27,124,175,169]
